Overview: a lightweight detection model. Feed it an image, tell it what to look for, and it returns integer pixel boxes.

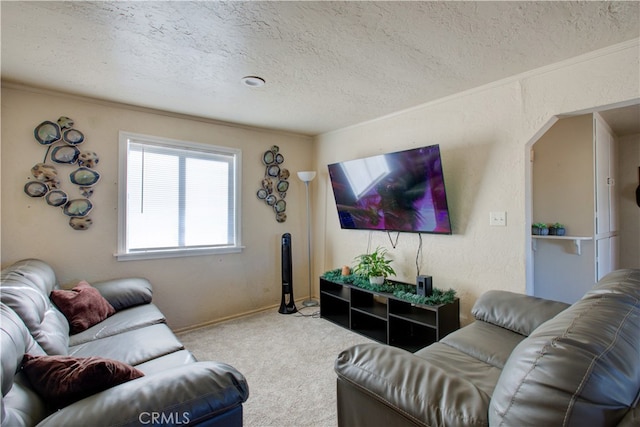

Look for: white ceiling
[2,1,639,136]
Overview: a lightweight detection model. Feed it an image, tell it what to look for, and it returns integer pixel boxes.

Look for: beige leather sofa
[1,259,249,427]
[335,269,639,426]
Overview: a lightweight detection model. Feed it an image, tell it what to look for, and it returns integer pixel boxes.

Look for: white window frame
[116,131,243,261]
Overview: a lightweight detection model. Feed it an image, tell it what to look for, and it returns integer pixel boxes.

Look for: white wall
[314,40,639,324]
[1,86,313,330]
[618,133,640,268]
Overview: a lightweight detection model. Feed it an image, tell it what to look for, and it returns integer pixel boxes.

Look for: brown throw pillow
[50,280,116,334]
[21,354,144,409]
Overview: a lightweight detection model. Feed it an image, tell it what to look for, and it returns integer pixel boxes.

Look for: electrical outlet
[490,211,506,226]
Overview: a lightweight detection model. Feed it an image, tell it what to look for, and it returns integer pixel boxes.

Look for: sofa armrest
[335,343,490,426]
[37,361,249,427]
[91,278,153,311]
[471,290,569,336]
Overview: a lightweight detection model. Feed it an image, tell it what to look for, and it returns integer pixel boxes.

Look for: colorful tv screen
[327,144,452,234]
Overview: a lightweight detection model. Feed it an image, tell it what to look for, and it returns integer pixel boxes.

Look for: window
[117,131,242,260]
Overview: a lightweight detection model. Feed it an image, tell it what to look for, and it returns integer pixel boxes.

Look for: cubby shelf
[319,277,460,352]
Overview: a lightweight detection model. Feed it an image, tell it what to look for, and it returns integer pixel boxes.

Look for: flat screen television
[327,144,452,234]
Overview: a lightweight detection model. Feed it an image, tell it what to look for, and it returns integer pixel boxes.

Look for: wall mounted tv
[327,144,452,234]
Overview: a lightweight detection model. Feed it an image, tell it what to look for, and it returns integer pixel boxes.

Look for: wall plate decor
[63,129,84,145]
[63,198,93,217]
[277,180,289,193]
[24,181,49,197]
[31,163,60,189]
[79,186,94,198]
[69,216,93,230]
[69,167,100,186]
[256,145,289,222]
[261,178,273,194]
[263,150,275,165]
[267,165,280,177]
[45,190,68,207]
[78,151,99,168]
[57,116,74,129]
[34,121,61,145]
[51,145,80,164]
[274,199,286,213]
[23,116,98,230]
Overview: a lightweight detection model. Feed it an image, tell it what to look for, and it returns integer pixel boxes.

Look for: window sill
[115,246,244,261]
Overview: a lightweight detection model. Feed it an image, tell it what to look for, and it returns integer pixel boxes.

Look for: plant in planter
[353,247,396,285]
[549,222,566,236]
[532,222,549,235]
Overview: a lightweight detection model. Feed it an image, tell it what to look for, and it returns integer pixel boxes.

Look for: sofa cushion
[1,259,70,355]
[69,303,166,346]
[472,290,569,336]
[68,323,184,366]
[134,350,198,375]
[336,342,495,426]
[439,320,526,369]
[414,341,504,400]
[21,354,144,409]
[489,269,640,426]
[50,281,116,334]
[91,277,153,311]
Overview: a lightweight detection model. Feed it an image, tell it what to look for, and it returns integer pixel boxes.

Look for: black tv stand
[320,277,460,352]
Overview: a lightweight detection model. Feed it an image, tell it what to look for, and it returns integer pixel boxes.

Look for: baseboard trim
[173,298,311,334]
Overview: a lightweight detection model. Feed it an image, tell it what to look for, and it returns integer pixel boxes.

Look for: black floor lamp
[298,170,318,307]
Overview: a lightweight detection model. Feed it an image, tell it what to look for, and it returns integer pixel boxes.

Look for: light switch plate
[490,211,506,226]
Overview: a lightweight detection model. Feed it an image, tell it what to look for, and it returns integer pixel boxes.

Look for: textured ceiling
[1,1,639,136]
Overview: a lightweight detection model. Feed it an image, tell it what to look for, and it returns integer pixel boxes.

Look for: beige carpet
[177,306,374,427]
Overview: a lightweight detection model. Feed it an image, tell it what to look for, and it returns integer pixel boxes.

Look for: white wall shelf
[532,235,593,255]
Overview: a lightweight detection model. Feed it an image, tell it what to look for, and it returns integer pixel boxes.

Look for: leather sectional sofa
[1,259,249,426]
[335,268,640,426]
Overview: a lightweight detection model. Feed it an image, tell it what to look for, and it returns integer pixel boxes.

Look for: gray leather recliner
[335,269,640,426]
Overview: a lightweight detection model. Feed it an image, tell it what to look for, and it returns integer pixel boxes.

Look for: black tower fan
[279,233,297,314]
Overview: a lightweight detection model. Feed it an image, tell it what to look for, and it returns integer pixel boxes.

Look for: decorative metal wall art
[256,145,289,222]
[23,116,99,231]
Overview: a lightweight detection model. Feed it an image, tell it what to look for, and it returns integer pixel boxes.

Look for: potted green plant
[353,247,396,285]
[549,222,566,236]
[532,222,549,235]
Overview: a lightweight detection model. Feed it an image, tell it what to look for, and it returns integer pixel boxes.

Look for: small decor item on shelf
[256,145,289,222]
[353,246,396,285]
[549,223,566,236]
[532,222,549,235]
[341,265,351,276]
[23,117,98,231]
